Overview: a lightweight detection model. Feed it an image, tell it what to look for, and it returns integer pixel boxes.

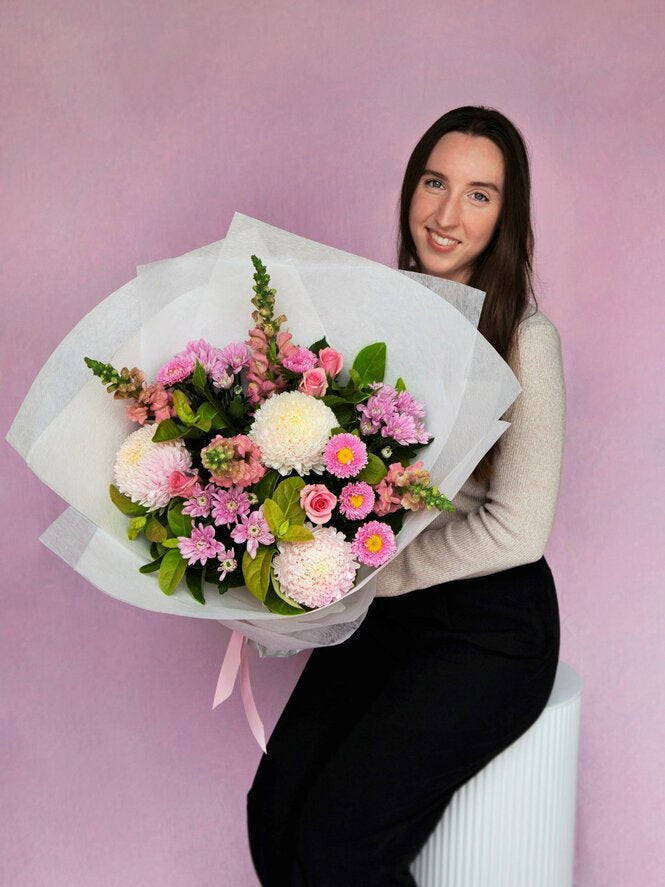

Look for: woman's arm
[374,312,567,596]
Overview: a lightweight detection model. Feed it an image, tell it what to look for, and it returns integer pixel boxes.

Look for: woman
[246,105,565,886]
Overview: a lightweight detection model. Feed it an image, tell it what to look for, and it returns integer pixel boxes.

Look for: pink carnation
[351,520,397,567]
[324,433,368,479]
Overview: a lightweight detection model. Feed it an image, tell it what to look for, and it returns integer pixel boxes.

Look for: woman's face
[408,131,505,284]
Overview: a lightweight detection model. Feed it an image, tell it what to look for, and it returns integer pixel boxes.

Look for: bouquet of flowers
[87,254,457,619]
[7,213,521,750]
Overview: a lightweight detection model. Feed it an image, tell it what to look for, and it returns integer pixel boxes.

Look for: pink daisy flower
[156,353,196,386]
[230,507,275,559]
[339,482,375,520]
[324,433,368,479]
[210,485,251,526]
[217,546,238,581]
[184,339,222,374]
[351,520,397,567]
[218,342,252,374]
[177,522,224,566]
[182,483,215,518]
[282,346,318,374]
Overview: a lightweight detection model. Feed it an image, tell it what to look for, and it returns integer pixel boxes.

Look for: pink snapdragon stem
[212,630,267,753]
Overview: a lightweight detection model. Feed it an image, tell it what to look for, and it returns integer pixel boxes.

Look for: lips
[426,227,461,245]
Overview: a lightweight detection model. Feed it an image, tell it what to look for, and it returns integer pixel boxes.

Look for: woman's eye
[472,191,489,202]
[424,178,443,189]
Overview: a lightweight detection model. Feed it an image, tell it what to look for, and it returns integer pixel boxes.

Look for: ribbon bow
[213,630,267,753]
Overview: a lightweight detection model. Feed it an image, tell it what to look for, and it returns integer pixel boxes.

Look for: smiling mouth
[426,229,461,248]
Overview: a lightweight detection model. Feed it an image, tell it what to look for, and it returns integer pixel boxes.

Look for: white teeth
[429,231,459,246]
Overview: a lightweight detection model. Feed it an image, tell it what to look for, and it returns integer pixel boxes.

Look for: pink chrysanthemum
[182,482,215,518]
[177,522,225,566]
[272,525,359,609]
[210,485,251,526]
[338,482,375,520]
[217,546,238,581]
[184,339,222,374]
[113,424,192,511]
[230,507,275,558]
[218,342,252,374]
[351,520,397,567]
[201,434,266,488]
[282,346,318,374]
[324,433,368,479]
[155,353,196,386]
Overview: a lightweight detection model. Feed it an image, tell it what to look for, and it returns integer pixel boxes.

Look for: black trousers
[246,556,560,886]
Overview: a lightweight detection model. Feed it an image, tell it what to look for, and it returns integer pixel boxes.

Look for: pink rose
[299,484,337,524]
[168,469,201,498]
[298,367,328,397]
[317,347,343,379]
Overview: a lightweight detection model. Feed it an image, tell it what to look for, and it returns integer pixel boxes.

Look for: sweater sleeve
[374,315,566,596]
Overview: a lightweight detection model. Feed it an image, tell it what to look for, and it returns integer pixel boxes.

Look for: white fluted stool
[410,661,582,887]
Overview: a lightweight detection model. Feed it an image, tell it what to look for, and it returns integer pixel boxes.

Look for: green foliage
[262,498,285,537]
[242,546,274,602]
[395,376,407,392]
[351,342,386,386]
[273,477,306,524]
[280,524,313,543]
[172,389,196,425]
[167,501,192,537]
[145,515,168,543]
[151,418,187,442]
[252,469,280,504]
[139,556,163,574]
[266,572,307,614]
[308,337,330,357]
[192,360,207,395]
[357,453,388,485]
[158,549,187,595]
[109,484,148,517]
[127,515,147,540]
[185,567,206,605]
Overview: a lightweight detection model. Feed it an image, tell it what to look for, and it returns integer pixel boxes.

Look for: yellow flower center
[350,494,364,508]
[336,447,354,465]
[366,534,383,553]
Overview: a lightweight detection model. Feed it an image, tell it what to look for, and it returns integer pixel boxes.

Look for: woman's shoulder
[519,304,560,334]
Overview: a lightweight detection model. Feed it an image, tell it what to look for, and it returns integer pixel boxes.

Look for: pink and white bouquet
[86,255,456,615]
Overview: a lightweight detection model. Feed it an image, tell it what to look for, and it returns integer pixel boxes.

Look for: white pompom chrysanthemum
[273,524,359,609]
[248,390,338,476]
[113,424,192,511]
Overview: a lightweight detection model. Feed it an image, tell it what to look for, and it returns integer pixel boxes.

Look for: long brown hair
[396,106,539,483]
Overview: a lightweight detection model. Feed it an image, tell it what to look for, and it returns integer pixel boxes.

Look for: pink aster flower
[210,485,251,526]
[230,507,275,558]
[351,520,397,567]
[339,482,375,520]
[282,346,318,374]
[156,353,196,386]
[182,482,215,518]
[177,522,224,566]
[217,546,238,582]
[324,433,368,479]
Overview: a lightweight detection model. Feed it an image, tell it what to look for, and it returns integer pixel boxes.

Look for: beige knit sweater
[375,306,566,596]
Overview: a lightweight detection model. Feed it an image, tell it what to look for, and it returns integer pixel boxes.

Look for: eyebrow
[422,169,502,195]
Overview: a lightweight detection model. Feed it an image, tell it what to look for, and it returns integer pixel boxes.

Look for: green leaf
[307,336,330,357]
[273,477,306,524]
[193,400,224,432]
[280,524,314,543]
[252,469,280,504]
[278,520,290,537]
[167,501,192,538]
[151,418,187,442]
[262,498,286,537]
[160,538,180,548]
[395,377,407,392]
[158,549,187,595]
[145,515,168,543]
[109,484,148,517]
[192,360,207,395]
[351,342,386,386]
[356,452,388,485]
[242,546,274,603]
[172,389,196,425]
[185,567,206,605]
[127,515,147,540]
[266,571,307,613]
[139,556,163,574]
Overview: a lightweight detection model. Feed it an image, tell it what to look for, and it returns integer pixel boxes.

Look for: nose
[433,192,461,229]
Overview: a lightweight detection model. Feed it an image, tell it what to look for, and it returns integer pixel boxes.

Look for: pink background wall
[2,1,663,885]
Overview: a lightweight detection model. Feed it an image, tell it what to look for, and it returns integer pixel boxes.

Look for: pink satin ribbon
[213,630,267,753]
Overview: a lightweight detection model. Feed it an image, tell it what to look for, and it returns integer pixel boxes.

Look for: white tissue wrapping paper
[7,212,521,657]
